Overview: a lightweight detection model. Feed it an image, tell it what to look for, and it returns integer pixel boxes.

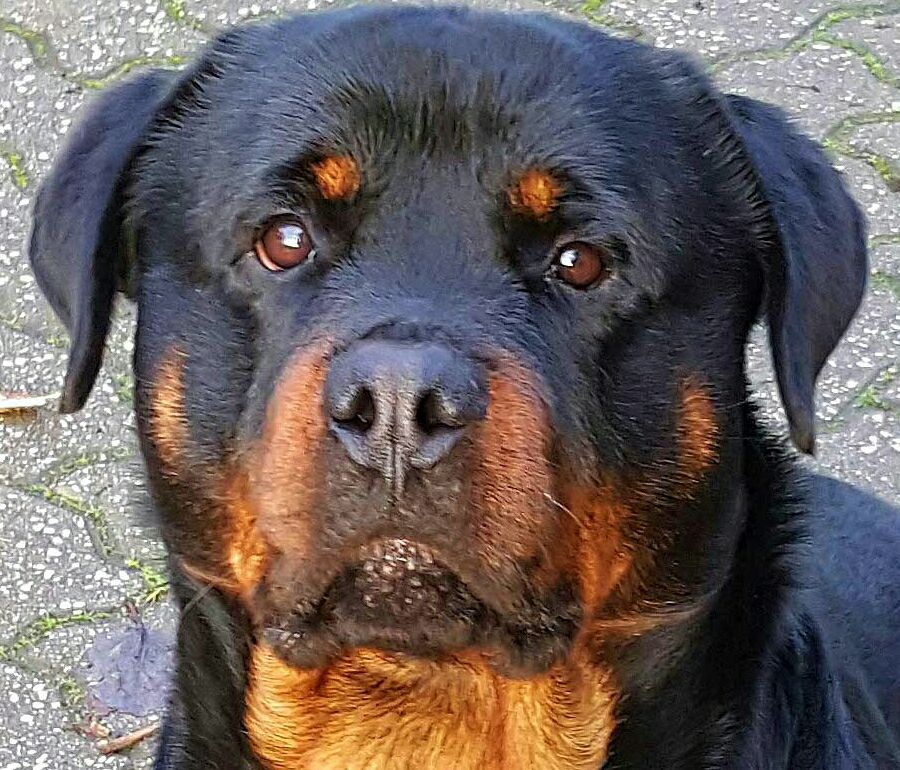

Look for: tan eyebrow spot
[508,169,563,219]
[311,155,361,201]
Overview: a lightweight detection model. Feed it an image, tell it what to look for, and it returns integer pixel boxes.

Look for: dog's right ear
[29,68,178,413]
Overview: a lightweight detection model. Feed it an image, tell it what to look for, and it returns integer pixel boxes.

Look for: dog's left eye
[254,219,316,271]
[551,242,609,289]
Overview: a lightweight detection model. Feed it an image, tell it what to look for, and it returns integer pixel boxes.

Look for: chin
[257,538,582,676]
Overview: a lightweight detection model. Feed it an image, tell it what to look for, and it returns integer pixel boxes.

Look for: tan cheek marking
[568,379,720,639]
[222,469,268,592]
[508,168,562,219]
[676,377,719,486]
[311,155,361,201]
[246,645,616,770]
[171,345,332,598]
[251,343,332,565]
[557,483,631,618]
[146,348,268,596]
[149,347,188,474]
[471,360,554,575]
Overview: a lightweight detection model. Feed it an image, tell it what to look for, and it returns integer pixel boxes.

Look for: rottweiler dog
[28,6,900,769]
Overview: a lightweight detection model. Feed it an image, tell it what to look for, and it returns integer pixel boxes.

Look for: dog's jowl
[28,6,900,769]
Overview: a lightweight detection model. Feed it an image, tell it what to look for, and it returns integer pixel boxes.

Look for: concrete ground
[0,0,897,766]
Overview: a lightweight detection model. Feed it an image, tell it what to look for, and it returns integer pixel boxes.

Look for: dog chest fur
[245,645,616,770]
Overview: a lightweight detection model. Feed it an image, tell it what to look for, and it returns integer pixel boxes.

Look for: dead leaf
[86,621,174,717]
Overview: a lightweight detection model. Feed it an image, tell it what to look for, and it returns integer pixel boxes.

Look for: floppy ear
[723,95,867,454]
[29,68,178,413]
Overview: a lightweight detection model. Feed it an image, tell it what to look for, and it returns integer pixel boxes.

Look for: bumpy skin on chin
[28,6,899,770]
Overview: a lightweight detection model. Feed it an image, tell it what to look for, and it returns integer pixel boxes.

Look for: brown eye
[553,242,609,289]
[254,220,315,271]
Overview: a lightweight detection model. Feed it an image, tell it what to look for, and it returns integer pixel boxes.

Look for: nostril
[412,392,464,471]
[334,386,376,433]
[415,390,458,435]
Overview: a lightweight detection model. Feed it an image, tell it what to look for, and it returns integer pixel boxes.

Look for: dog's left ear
[29,68,178,413]
[723,95,867,454]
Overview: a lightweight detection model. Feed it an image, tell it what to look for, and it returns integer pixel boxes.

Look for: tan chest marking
[246,646,616,770]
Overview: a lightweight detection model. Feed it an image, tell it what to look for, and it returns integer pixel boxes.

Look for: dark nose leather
[325,341,487,493]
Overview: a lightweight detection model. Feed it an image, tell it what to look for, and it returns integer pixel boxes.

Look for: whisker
[544,491,586,527]
[181,582,215,618]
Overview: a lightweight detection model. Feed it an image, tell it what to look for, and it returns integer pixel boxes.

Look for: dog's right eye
[254,219,316,271]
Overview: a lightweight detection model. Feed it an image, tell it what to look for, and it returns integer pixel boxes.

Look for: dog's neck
[598,425,806,765]
[244,642,617,770]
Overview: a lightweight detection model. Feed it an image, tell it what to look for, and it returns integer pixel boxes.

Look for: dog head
[30,7,865,675]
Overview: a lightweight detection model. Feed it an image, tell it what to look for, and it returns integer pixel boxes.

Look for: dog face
[30,7,865,676]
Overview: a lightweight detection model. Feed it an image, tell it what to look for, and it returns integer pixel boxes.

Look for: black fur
[29,6,899,768]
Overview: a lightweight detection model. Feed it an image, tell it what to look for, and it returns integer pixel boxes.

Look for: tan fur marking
[170,346,332,598]
[149,347,188,474]
[676,377,719,486]
[508,169,562,219]
[223,470,268,591]
[311,155,361,201]
[246,645,616,770]
[472,362,554,577]
[559,484,631,617]
[251,344,331,562]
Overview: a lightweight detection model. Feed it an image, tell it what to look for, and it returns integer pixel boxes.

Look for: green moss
[0,18,53,67]
[855,387,889,410]
[854,365,898,412]
[76,54,186,90]
[163,0,188,22]
[580,0,609,13]
[818,4,894,31]
[58,676,87,708]
[113,372,135,405]
[44,446,134,483]
[21,483,117,558]
[866,154,900,192]
[44,332,69,350]
[827,110,900,142]
[869,233,900,248]
[823,111,900,192]
[126,558,170,604]
[1,151,29,190]
[578,0,644,38]
[871,271,900,299]
[711,2,900,79]
[162,0,206,31]
[811,33,898,86]
[820,416,847,434]
[0,610,114,662]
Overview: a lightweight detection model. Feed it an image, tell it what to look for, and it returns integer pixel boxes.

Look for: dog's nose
[325,341,486,493]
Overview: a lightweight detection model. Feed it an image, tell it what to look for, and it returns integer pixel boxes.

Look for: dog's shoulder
[784,474,900,765]
[806,473,900,633]
[805,477,900,688]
